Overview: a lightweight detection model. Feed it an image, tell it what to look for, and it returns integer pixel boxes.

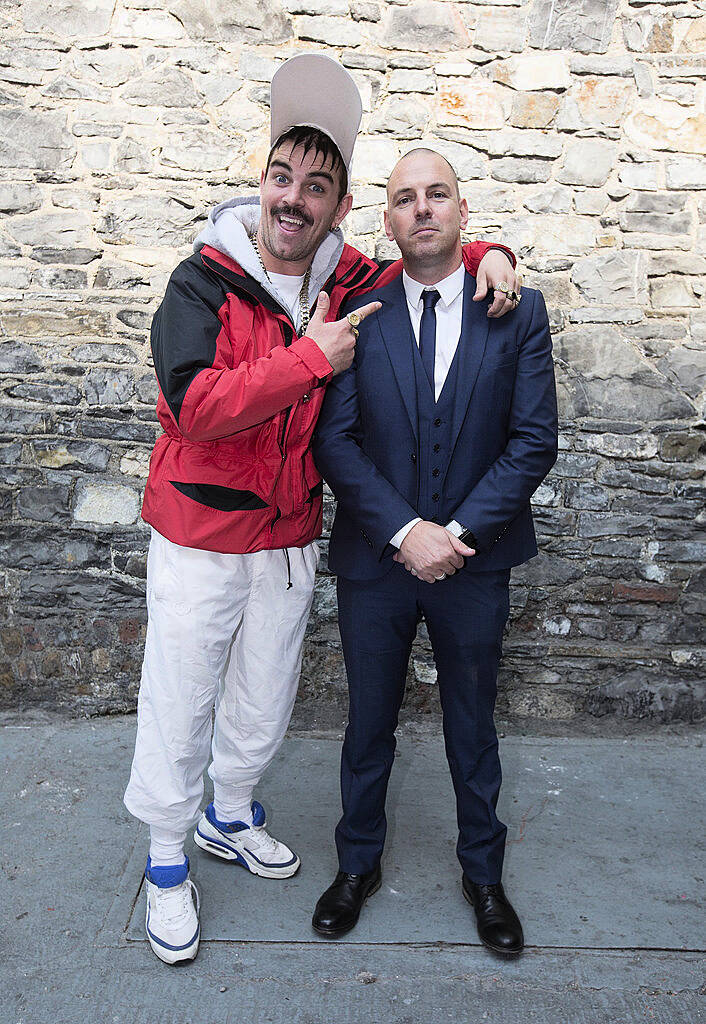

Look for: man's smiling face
[258,140,352,275]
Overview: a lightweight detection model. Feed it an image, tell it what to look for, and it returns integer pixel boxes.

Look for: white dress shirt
[402,263,465,400]
[389,264,467,550]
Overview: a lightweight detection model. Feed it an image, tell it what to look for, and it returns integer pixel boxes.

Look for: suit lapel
[374,275,419,442]
[449,272,490,450]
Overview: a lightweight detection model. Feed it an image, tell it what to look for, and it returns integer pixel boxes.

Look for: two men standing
[123,54,523,964]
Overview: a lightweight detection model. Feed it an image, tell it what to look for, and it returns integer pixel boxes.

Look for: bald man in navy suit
[311,149,558,953]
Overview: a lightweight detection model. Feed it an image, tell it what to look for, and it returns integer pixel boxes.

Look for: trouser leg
[422,569,511,884]
[209,542,319,813]
[123,529,249,834]
[335,569,419,874]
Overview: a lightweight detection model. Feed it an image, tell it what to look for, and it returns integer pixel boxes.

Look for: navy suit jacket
[312,270,558,580]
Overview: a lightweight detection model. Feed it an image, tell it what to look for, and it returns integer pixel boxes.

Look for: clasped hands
[393,521,475,584]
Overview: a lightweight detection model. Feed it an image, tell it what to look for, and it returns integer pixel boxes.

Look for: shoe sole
[193,828,301,879]
[311,876,382,938]
[462,886,524,956]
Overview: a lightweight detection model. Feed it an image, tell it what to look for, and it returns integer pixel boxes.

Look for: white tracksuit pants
[123,528,318,833]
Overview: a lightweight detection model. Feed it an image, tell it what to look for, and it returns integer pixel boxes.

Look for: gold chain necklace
[251,233,312,338]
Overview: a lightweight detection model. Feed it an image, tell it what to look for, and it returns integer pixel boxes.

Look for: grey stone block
[30,247,101,265]
[384,3,471,51]
[0,406,55,435]
[84,369,136,406]
[0,342,43,374]
[0,107,76,172]
[490,158,553,184]
[18,570,145,610]
[71,343,137,365]
[16,484,71,523]
[31,441,110,473]
[0,526,111,570]
[8,382,82,406]
[530,0,620,53]
[0,183,42,214]
[80,418,157,443]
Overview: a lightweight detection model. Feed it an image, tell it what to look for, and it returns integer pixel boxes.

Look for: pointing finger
[346,300,381,326]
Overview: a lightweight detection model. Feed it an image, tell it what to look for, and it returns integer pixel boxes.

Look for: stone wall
[0,0,704,722]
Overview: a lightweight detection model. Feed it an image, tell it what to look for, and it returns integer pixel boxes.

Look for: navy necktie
[419,289,440,394]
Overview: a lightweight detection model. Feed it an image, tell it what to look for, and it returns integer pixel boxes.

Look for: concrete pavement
[1,713,704,1024]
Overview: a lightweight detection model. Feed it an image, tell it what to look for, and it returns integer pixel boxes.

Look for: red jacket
[141,240,515,553]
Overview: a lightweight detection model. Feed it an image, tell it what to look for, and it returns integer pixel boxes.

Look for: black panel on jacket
[151,254,228,424]
[170,481,269,511]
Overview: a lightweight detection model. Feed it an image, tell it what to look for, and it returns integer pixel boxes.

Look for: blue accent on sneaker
[146,912,200,952]
[205,802,249,833]
[196,825,297,869]
[198,803,297,871]
[145,856,189,889]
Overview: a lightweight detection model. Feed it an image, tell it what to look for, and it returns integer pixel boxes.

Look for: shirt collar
[402,262,466,310]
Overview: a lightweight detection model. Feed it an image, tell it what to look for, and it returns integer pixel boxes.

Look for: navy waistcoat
[412,336,461,524]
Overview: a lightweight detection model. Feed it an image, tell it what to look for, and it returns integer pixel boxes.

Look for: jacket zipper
[203,251,380,524]
[278,320,297,458]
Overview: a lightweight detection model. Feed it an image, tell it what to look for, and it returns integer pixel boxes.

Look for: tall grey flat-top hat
[270,53,363,189]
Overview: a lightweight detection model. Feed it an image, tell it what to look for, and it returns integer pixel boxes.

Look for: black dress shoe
[312,866,382,937]
[462,876,524,955]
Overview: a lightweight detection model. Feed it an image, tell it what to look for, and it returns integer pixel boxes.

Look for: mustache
[271,205,314,227]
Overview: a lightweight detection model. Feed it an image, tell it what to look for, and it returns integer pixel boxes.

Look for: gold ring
[495,281,510,295]
[347,312,361,328]
[350,326,359,339]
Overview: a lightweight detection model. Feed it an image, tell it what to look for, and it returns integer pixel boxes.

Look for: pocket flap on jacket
[170,481,268,512]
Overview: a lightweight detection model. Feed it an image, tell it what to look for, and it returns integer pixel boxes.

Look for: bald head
[383,147,469,282]
[386,148,460,203]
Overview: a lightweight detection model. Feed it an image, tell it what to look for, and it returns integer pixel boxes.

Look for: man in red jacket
[123,53,520,964]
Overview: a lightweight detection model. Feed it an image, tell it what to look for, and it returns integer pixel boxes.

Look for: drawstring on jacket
[283,548,293,590]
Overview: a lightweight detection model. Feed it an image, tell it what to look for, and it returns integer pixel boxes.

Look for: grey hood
[193,196,345,320]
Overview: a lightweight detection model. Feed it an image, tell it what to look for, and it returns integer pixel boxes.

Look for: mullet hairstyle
[265,126,347,201]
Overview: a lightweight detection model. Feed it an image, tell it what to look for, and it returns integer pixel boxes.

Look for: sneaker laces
[154,880,196,927]
[249,824,280,854]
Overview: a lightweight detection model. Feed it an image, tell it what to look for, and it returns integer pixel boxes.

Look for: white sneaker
[194,801,300,879]
[144,857,200,965]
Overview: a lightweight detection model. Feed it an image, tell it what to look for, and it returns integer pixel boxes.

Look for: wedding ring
[435,573,447,580]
